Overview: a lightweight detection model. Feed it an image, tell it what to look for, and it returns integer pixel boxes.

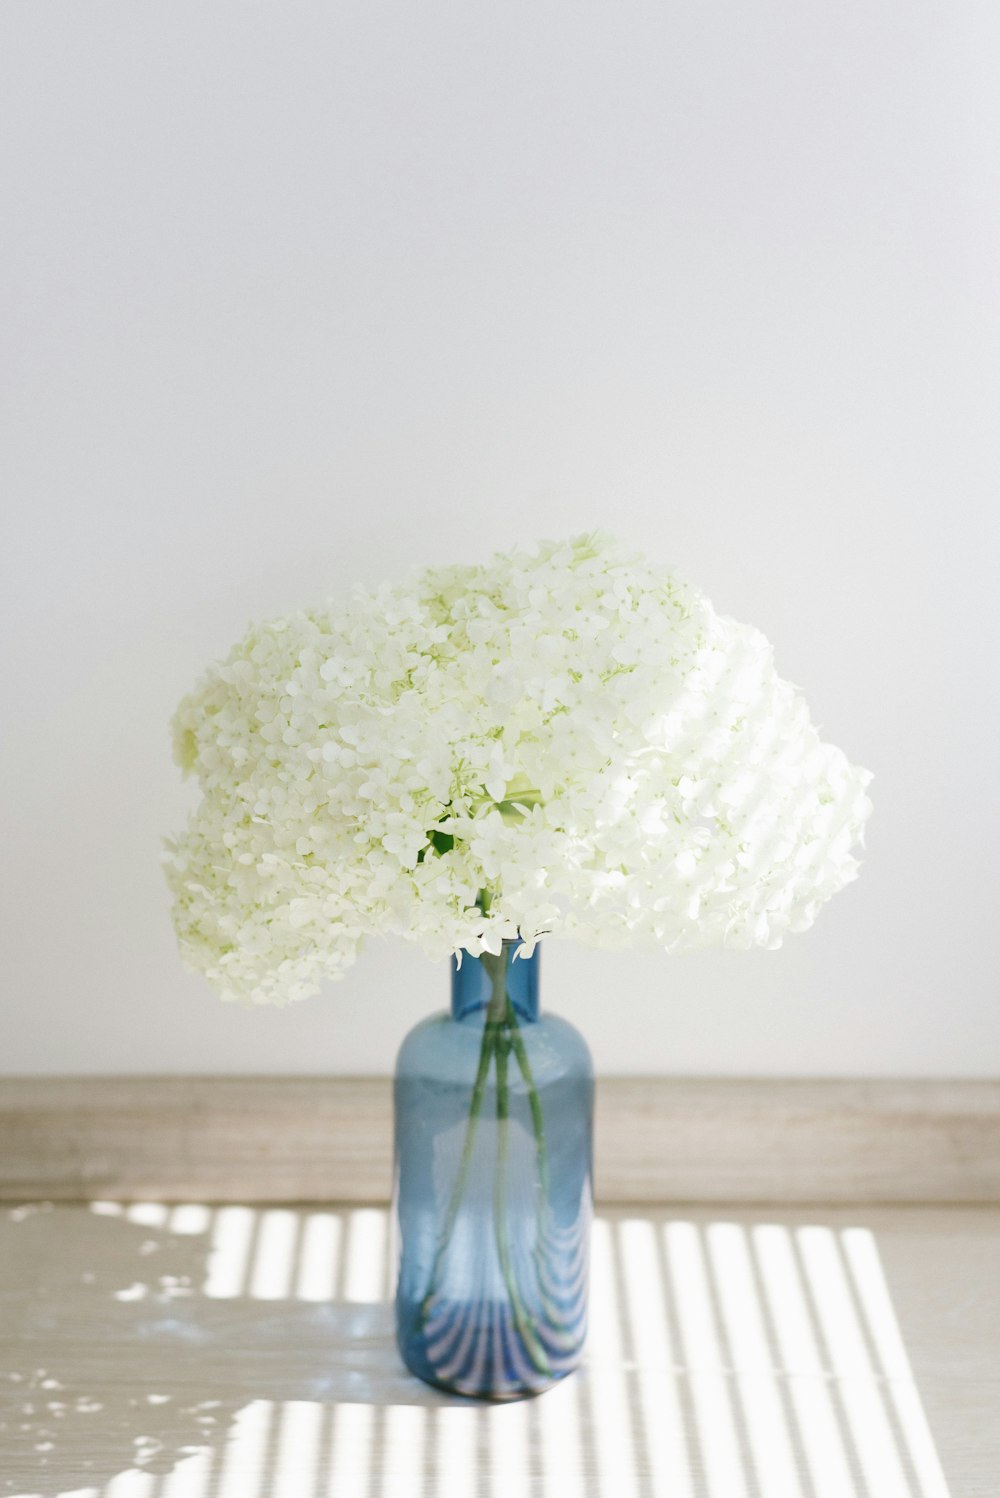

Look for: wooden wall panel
[1,1077,998,1203]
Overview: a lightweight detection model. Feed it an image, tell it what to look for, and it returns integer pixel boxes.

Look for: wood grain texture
[2,1202,998,1496]
[595,1077,1000,1204]
[2,1076,999,1204]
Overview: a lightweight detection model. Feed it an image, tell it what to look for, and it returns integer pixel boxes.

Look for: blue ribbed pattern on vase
[392,941,594,1399]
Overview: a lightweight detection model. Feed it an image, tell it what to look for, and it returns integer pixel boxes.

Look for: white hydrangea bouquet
[166,531,872,1001]
[166,530,873,1399]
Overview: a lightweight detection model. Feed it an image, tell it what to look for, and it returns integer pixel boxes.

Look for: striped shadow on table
[3,1201,953,1498]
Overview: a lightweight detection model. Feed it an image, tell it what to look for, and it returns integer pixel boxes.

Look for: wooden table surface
[1,1202,997,1497]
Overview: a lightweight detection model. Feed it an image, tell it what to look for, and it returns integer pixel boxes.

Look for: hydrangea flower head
[165,532,873,1003]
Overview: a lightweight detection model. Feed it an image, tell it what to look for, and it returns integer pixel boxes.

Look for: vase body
[392,940,594,1400]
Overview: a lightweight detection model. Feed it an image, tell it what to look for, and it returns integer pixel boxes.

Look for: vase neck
[450,940,540,1023]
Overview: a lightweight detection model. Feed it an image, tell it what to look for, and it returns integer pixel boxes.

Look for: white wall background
[2,1,997,1076]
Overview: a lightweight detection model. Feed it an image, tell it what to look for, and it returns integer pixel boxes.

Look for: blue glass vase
[392,940,594,1400]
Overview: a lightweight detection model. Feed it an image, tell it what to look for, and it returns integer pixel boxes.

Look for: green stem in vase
[507,1006,551,1205]
[417,941,510,1324]
[506,1002,581,1345]
[418,941,554,1374]
[486,948,567,1357]
[493,1020,552,1377]
[418,1010,498,1325]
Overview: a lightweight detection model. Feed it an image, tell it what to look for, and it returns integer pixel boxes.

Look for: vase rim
[459,937,538,951]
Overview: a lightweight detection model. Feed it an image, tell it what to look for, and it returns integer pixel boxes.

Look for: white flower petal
[165,531,873,1003]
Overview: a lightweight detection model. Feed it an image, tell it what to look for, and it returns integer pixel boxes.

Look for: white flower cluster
[165,532,873,1004]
